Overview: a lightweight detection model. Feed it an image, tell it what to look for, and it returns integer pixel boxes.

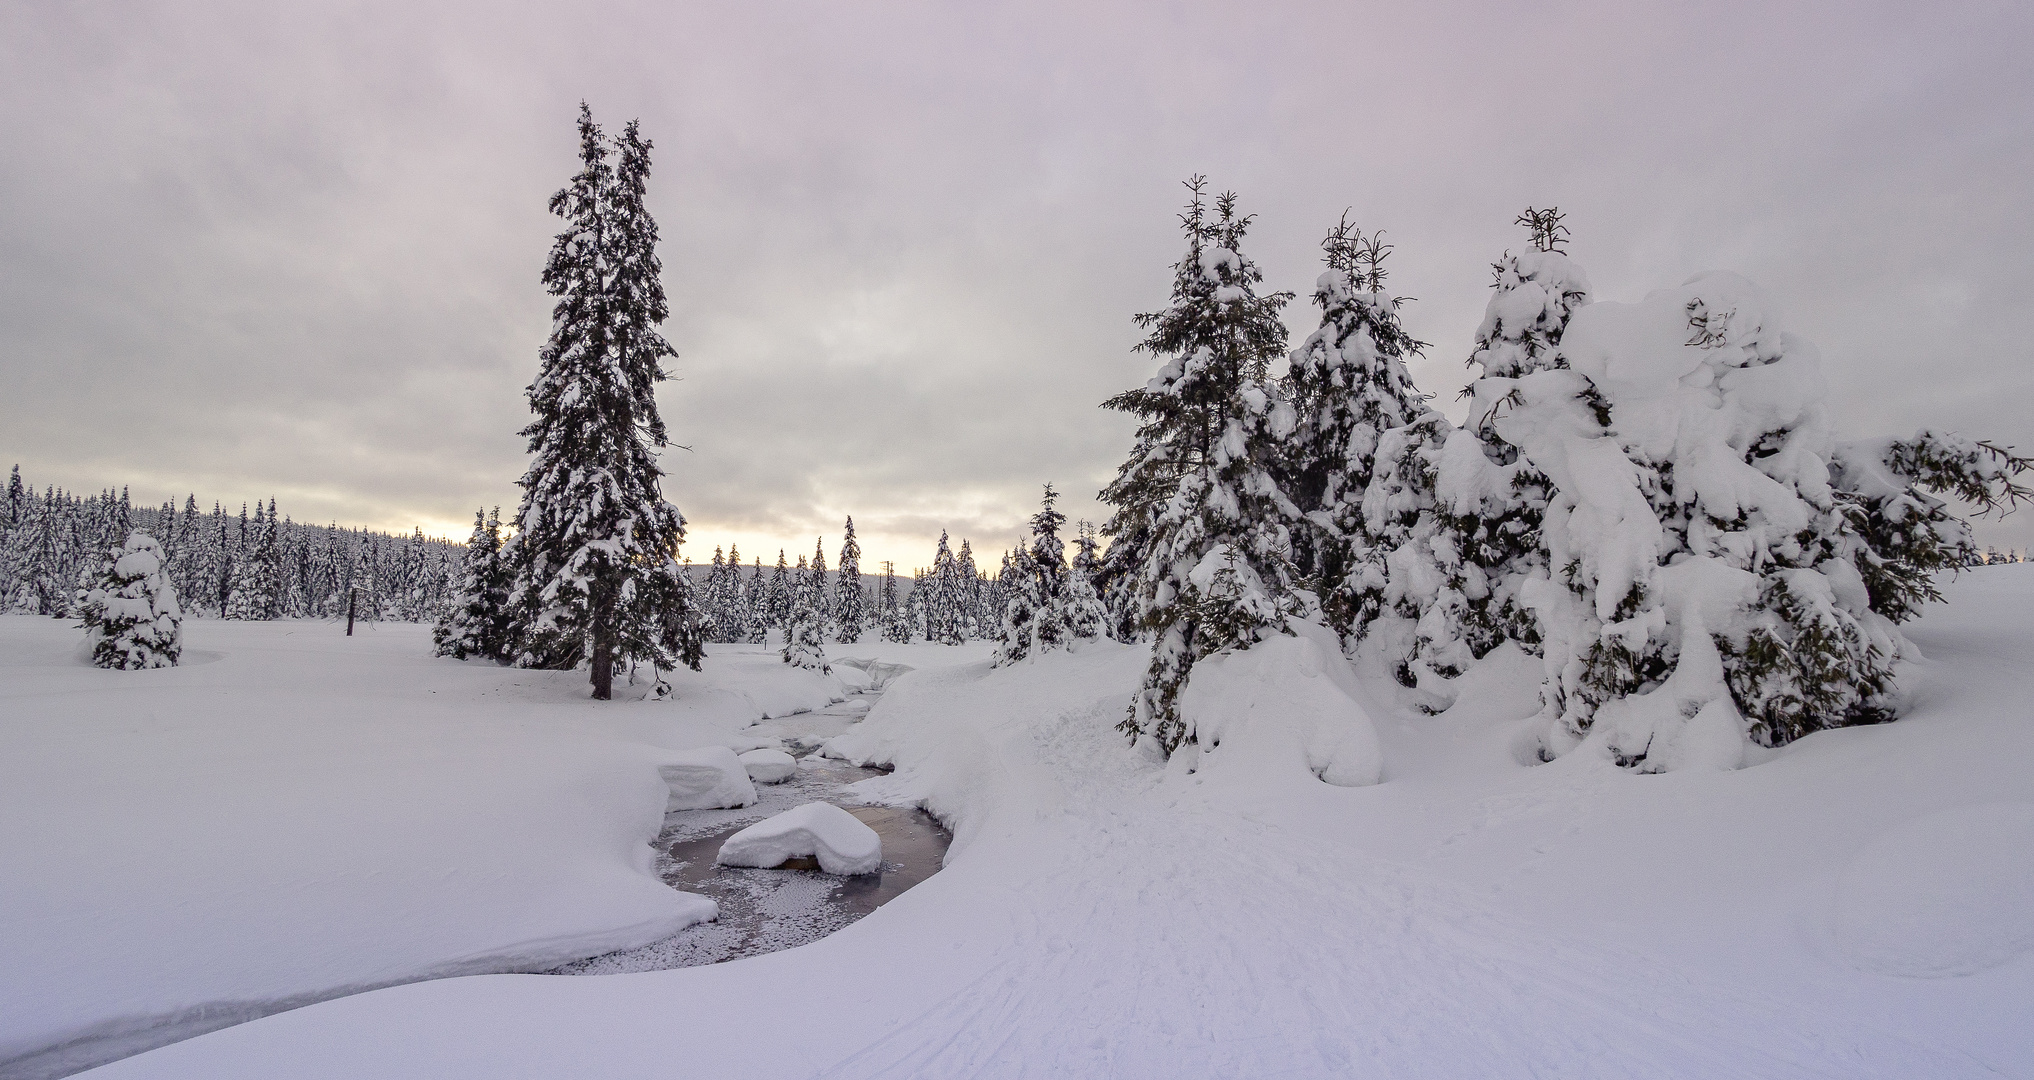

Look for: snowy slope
[0,621,868,1078]
[25,569,2034,1078]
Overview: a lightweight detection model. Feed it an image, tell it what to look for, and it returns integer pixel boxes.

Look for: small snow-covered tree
[435,507,513,661]
[1065,522,1109,644]
[878,560,910,643]
[782,566,830,673]
[1099,179,1299,753]
[993,542,1039,666]
[79,532,182,669]
[927,530,967,645]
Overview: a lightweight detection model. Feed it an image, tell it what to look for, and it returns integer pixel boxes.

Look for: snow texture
[660,746,759,811]
[715,802,883,876]
[22,571,2034,1080]
[737,748,798,784]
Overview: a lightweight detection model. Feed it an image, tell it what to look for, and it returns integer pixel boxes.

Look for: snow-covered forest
[0,470,462,623]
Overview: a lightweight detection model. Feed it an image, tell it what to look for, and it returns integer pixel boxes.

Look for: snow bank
[715,802,882,875]
[660,746,758,810]
[737,748,797,784]
[1176,623,1383,788]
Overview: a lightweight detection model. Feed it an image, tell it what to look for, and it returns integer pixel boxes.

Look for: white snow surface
[737,747,798,783]
[715,802,883,876]
[659,745,758,810]
[0,625,868,1079]
[11,570,2034,1078]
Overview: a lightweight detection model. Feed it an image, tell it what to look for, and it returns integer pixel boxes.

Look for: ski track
[818,691,1978,1079]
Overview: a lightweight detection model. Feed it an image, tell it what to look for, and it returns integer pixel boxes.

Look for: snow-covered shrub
[79,532,183,669]
[1175,622,1382,788]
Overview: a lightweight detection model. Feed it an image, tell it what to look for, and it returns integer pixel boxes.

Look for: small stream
[552,661,948,975]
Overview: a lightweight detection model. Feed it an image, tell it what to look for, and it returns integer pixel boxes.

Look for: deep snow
[3,568,2030,1078]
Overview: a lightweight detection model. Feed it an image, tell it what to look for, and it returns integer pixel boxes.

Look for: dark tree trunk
[590,611,614,700]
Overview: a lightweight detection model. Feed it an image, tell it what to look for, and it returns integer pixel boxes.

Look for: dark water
[550,758,951,974]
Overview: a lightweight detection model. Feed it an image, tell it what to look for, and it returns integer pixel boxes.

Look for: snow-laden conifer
[1099,179,1300,753]
[1279,215,1435,635]
[1065,521,1109,644]
[835,518,865,643]
[1500,271,2026,768]
[876,561,907,643]
[782,556,830,673]
[79,532,182,669]
[1407,209,1595,681]
[507,106,704,699]
[435,508,513,661]
[994,542,1039,666]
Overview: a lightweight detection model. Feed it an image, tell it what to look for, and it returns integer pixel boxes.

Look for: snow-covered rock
[738,748,797,784]
[660,746,758,811]
[715,802,882,875]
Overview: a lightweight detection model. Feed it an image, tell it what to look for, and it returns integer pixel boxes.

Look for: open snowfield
[4,570,2032,1078]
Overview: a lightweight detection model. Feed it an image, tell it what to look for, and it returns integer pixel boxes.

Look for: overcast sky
[4,0,2031,570]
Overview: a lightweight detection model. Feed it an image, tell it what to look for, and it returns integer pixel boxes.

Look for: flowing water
[552,663,948,975]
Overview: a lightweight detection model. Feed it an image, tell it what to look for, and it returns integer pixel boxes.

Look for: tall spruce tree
[507,105,704,699]
[835,518,865,643]
[1099,179,1299,753]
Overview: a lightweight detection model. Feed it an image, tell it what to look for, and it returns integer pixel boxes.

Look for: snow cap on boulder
[716,802,882,876]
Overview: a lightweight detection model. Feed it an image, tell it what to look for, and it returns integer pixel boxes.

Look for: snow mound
[660,746,758,811]
[1832,802,2034,978]
[715,802,882,876]
[738,748,798,784]
[1178,624,1383,788]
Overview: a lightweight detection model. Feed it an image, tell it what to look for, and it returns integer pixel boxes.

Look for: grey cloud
[4,0,2031,569]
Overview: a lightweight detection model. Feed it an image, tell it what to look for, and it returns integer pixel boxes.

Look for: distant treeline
[0,466,462,622]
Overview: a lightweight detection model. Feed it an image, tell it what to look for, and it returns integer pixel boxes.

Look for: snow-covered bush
[79,532,183,670]
[1500,272,1922,767]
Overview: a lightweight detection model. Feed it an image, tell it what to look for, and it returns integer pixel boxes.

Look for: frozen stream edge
[549,659,950,975]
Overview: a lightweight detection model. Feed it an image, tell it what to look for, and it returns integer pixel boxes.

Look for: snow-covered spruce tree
[1501,271,2028,769]
[434,507,513,661]
[507,106,704,698]
[808,539,830,639]
[1026,485,1070,653]
[955,538,982,638]
[1065,521,1109,644]
[742,555,769,644]
[78,532,182,669]
[878,560,909,643]
[1409,208,1594,681]
[835,518,865,643]
[766,550,791,629]
[927,531,966,645]
[1278,215,1435,636]
[993,541,1039,666]
[1098,179,1300,753]
[782,560,830,673]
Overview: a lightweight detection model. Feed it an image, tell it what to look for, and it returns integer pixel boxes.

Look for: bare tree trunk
[590,590,615,700]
